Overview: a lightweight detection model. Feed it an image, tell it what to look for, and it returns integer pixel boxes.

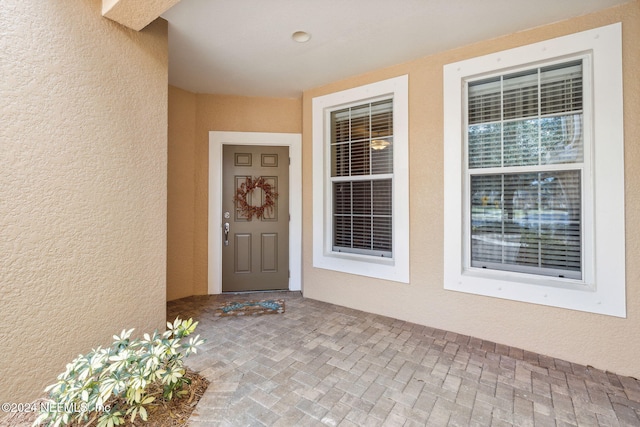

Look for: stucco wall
[0,0,168,403]
[166,93,302,299]
[302,1,640,378]
[168,86,196,301]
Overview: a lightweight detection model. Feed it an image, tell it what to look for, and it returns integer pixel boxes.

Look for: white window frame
[443,23,625,317]
[466,57,591,281]
[313,75,410,283]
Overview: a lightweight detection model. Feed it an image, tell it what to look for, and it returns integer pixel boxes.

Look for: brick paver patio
[167,292,640,426]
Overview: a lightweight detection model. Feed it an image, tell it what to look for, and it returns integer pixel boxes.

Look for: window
[468,60,586,280]
[313,76,409,283]
[331,100,393,257]
[443,24,625,317]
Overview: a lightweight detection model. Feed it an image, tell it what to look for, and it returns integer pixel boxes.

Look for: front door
[222,145,289,292]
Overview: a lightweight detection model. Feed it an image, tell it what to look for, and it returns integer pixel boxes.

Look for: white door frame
[208,131,302,294]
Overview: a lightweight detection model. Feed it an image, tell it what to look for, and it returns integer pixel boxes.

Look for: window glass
[467,60,584,279]
[330,99,393,257]
[470,171,582,278]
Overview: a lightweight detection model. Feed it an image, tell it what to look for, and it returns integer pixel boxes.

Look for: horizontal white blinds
[468,61,583,168]
[332,100,393,176]
[467,60,584,279]
[333,180,392,254]
[470,172,581,278]
[331,99,393,257]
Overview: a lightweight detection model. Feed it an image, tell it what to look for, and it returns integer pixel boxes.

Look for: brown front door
[222,145,289,292]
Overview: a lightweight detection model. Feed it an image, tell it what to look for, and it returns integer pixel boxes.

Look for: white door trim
[208,131,302,294]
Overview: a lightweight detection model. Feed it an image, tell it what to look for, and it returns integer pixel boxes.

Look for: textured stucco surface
[301,2,640,378]
[168,86,196,301]
[0,0,168,403]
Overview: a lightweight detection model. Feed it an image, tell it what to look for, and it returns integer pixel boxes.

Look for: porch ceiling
[161,0,631,98]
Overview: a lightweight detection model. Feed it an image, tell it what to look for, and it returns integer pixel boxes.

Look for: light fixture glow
[370,139,391,150]
[292,31,311,43]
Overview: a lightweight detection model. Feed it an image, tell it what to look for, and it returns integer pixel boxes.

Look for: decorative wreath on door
[234,176,278,220]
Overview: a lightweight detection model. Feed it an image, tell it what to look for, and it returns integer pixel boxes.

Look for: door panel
[234,234,251,273]
[222,145,289,292]
[261,233,278,272]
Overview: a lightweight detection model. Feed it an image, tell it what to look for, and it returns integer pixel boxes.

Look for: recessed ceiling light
[292,31,311,43]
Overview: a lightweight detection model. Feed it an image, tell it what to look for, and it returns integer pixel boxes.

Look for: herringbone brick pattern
[167,293,640,426]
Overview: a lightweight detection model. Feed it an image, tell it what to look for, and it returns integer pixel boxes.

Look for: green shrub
[35,318,205,427]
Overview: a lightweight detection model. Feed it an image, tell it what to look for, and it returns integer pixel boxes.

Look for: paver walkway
[167,292,640,426]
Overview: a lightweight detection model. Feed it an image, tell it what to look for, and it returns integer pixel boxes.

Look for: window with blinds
[330,99,393,257]
[466,59,585,279]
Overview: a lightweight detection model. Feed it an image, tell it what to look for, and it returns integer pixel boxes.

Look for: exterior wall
[168,86,196,300]
[302,1,640,378]
[0,0,168,403]
[166,93,302,298]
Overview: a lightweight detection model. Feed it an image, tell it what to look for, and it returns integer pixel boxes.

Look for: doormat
[213,299,285,317]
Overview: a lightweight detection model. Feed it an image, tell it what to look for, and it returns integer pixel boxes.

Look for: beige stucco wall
[166,93,302,299]
[302,1,640,378]
[168,86,197,301]
[0,0,168,404]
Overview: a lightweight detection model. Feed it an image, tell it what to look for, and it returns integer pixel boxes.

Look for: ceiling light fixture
[292,31,311,43]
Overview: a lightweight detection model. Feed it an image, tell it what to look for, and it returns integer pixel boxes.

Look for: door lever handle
[223,222,230,246]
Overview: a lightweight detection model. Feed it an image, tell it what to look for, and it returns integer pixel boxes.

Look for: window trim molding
[443,23,625,317]
[312,75,410,283]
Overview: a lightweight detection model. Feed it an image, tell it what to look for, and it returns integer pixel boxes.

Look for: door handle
[223,222,230,246]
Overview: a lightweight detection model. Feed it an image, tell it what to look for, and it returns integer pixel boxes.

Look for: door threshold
[222,290,291,295]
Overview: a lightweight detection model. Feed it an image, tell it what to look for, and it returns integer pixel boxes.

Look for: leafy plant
[35,318,205,427]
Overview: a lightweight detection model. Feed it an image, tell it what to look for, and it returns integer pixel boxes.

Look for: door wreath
[234,176,278,220]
